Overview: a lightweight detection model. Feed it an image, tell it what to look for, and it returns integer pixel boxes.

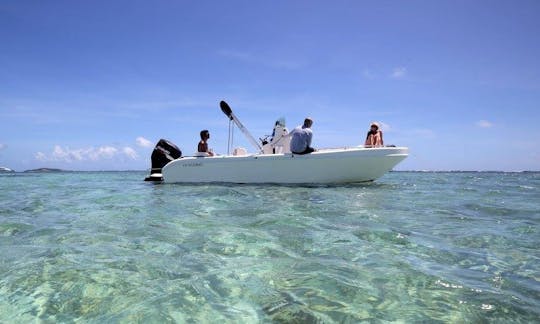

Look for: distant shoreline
[23,168,65,173]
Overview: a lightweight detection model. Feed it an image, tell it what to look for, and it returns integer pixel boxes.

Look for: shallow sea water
[0,171,538,322]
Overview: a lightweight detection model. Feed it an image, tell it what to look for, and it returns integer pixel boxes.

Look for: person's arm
[365,132,372,146]
[306,129,313,147]
[379,131,384,145]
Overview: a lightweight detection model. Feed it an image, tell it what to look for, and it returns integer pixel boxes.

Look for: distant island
[23,168,66,173]
[0,167,15,173]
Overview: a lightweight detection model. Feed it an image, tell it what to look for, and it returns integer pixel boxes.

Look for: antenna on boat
[220,101,263,153]
[227,118,235,155]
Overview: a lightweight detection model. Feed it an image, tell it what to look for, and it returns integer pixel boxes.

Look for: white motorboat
[145,101,408,184]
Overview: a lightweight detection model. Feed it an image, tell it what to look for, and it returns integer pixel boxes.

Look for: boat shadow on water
[144,180,395,189]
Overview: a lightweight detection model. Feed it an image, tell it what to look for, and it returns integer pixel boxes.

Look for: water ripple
[0,171,538,322]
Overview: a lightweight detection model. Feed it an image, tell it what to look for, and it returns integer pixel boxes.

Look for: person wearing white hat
[365,122,384,147]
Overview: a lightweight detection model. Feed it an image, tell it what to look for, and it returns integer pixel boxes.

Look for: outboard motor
[144,139,182,182]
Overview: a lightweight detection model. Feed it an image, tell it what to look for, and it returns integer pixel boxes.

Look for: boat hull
[160,146,408,184]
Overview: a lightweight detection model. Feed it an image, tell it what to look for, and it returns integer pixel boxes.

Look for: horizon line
[3,169,539,173]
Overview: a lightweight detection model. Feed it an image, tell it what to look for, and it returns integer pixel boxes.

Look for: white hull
[160,146,408,184]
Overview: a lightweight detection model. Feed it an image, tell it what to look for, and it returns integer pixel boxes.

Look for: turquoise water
[0,171,538,322]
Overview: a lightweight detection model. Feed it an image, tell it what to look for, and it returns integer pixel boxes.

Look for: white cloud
[476,120,493,128]
[35,151,47,161]
[390,67,407,79]
[0,143,6,150]
[136,136,153,148]
[36,145,139,162]
[51,145,83,161]
[123,147,138,160]
[89,146,118,160]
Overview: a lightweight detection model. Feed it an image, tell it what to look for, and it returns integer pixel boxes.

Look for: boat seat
[233,147,247,156]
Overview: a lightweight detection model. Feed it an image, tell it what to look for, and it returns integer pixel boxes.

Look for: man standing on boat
[290,118,316,154]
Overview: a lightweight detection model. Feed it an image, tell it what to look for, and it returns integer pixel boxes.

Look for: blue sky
[1,0,539,171]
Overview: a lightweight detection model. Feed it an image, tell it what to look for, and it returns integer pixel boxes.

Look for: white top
[289,126,313,153]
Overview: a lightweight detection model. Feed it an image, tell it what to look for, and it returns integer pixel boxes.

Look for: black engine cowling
[146,139,182,179]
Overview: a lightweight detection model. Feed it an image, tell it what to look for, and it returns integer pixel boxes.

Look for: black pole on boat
[220,100,234,120]
[227,119,235,155]
[219,101,262,153]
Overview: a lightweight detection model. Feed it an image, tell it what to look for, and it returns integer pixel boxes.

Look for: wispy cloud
[0,143,6,150]
[35,145,138,162]
[362,69,375,79]
[136,136,153,148]
[361,67,408,80]
[476,120,494,128]
[217,49,306,70]
[390,67,407,79]
[0,96,212,126]
[217,49,254,61]
[0,103,65,124]
[379,122,391,132]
